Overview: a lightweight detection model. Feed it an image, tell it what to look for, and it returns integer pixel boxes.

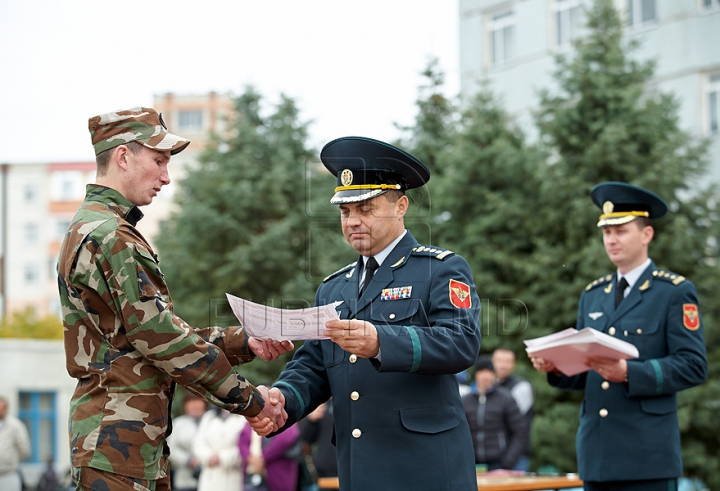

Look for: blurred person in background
[193,407,247,491]
[0,396,31,491]
[239,422,301,491]
[168,392,208,491]
[492,348,534,471]
[299,401,337,490]
[462,355,527,472]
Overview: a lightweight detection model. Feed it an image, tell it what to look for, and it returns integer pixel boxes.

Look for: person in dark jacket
[298,401,337,491]
[530,182,707,491]
[492,348,534,471]
[462,355,527,471]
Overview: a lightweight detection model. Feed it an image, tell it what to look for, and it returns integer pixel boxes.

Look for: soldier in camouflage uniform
[57,107,291,491]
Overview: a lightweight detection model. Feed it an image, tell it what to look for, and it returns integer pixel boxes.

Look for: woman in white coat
[193,407,247,491]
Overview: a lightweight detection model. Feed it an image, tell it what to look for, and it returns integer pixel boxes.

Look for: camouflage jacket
[57,185,265,480]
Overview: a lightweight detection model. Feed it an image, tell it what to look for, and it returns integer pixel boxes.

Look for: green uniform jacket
[57,185,264,480]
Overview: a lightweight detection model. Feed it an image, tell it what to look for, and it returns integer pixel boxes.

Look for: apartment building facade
[458,0,720,180]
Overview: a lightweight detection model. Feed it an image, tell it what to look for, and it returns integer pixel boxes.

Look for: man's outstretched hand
[248,338,294,361]
[246,386,287,436]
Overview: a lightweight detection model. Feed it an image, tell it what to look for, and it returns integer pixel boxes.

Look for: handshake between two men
[246,318,381,436]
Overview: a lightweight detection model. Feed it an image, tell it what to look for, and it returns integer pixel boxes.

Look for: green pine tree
[156,87,352,382]
[530,0,720,482]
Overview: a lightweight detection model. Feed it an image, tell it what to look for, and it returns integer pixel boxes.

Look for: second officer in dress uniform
[531,181,707,491]
[255,136,482,491]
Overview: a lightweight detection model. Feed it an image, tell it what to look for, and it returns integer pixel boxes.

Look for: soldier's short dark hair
[96,141,144,176]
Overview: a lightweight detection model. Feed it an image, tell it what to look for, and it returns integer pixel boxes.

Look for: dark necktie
[615,276,629,308]
[360,257,379,297]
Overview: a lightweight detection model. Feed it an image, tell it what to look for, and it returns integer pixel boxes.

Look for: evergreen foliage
[156,87,353,381]
[531,2,719,481]
[399,0,719,483]
[156,0,719,482]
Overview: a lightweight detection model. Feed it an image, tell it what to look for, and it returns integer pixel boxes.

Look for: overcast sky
[0,0,460,163]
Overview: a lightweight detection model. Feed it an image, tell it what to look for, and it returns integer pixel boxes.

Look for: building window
[49,297,62,318]
[24,183,38,203]
[24,264,39,284]
[52,171,85,201]
[708,73,720,136]
[554,0,583,46]
[18,391,57,463]
[626,0,656,26]
[49,256,59,279]
[178,110,203,130]
[25,223,38,245]
[56,219,71,240]
[489,10,515,65]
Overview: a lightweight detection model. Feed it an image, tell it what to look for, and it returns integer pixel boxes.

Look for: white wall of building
[0,339,75,486]
[6,164,51,315]
[459,0,720,181]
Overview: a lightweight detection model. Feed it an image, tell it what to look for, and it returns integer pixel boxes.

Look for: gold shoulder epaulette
[585,274,614,291]
[323,262,356,283]
[411,245,455,260]
[652,269,686,286]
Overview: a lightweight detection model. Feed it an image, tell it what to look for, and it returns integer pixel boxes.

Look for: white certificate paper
[225,293,341,341]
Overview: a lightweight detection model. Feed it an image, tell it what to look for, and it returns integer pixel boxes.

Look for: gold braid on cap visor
[596,211,650,227]
[334,183,402,193]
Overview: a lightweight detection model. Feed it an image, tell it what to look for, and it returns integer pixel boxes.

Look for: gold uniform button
[389,313,396,320]
[599,408,608,417]
[351,391,360,401]
[608,327,616,335]
[601,381,610,390]
[636,328,643,334]
[349,354,358,363]
[352,429,361,438]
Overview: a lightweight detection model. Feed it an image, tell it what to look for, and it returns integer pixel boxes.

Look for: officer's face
[602,221,653,273]
[339,194,408,256]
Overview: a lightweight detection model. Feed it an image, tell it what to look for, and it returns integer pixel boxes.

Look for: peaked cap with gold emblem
[591,181,667,227]
[321,136,430,204]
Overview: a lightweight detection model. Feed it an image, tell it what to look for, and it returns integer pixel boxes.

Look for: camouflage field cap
[88,107,191,156]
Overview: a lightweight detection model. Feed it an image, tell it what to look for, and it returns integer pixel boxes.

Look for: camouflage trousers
[72,466,170,491]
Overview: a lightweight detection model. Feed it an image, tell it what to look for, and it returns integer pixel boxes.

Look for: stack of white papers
[524,327,639,376]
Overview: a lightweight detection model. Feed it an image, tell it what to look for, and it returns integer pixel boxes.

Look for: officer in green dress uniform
[249,136,482,491]
[531,182,707,491]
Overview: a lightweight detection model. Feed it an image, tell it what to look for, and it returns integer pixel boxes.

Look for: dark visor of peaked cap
[321,136,430,204]
[591,181,668,227]
[88,107,191,156]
